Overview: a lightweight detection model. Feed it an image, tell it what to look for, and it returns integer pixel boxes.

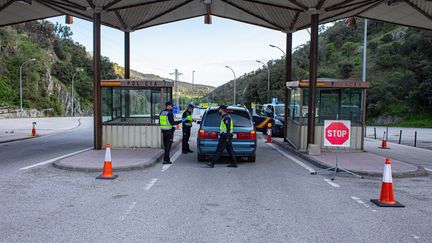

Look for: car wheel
[197,154,206,162]
[247,155,256,162]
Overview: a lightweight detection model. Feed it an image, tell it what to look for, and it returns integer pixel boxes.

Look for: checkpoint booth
[101,79,173,149]
[286,78,369,151]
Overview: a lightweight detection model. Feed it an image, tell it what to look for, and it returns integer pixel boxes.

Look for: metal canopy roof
[1,0,431,32]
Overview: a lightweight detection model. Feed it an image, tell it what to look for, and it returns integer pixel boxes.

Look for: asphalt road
[1,120,431,242]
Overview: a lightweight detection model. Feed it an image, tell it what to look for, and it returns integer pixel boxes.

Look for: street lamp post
[71,68,84,117]
[269,44,286,56]
[256,60,271,103]
[225,65,236,105]
[19,58,36,112]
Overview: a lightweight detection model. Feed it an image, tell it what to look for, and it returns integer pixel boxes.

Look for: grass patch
[389,112,432,128]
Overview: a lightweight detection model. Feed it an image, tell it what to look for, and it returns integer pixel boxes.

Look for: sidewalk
[53,130,182,172]
[0,117,85,143]
[364,138,432,172]
[272,137,428,178]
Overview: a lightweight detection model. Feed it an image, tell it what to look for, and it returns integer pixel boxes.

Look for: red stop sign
[325,122,350,145]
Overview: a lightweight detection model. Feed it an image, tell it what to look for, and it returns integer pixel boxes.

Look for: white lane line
[266,142,316,173]
[351,196,371,209]
[20,147,93,170]
[120,201,137,221]
[413,235,420,240]
[324,179,340,188]
[145,178,158,190]
[161,148,182,172]
[425,168,432,172]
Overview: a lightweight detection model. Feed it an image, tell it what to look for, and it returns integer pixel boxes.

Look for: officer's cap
[166,101,173,106]
[218,105,228,111]
[188,104,194,109]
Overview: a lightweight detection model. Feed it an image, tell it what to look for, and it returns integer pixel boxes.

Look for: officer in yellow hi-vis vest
[160,101,184,164]
[182,104,194,154]
[207,105,237,168]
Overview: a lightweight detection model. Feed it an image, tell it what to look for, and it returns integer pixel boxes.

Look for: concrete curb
[52,139,182,173]
[0,135,40,144]
[272,139,428,178]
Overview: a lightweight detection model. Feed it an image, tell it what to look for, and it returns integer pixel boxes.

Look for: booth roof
[1,1,432,32]
[288,78,370,88]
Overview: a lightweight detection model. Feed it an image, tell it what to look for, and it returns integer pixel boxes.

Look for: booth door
[318,89,340,123]
[151,89,161,123]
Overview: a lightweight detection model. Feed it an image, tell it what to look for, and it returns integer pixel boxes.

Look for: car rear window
[203,110,252,127]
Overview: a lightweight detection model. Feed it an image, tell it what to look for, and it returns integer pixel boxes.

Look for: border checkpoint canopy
[0,1,432,32]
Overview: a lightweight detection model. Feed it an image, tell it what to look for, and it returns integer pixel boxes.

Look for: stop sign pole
[312,120,363,180]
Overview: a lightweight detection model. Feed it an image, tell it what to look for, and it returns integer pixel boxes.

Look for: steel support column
[307,14,319,147]
[284,32,292,142]
[124,31,130,119]
[124,31,130,79]
[93,12,102,149]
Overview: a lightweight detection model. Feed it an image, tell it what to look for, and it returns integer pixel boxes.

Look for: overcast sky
[49,16,313,87]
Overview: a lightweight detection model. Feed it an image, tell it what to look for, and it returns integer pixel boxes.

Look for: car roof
[207,106,248,111]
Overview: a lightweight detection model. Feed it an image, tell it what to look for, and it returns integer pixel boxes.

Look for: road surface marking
[413,235,420,240]
[266,142,316,173]
[351,196,371,208]
[20,147,93,170]
[120,201,137,221]
[145,178,158,190]
[161,148,182,172]
[425,168,432,172]
[324,179,340,188]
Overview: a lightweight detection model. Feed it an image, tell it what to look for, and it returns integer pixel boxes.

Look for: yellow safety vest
[220,116,234,133]
[159,110,172,130]
[185,113,193,127]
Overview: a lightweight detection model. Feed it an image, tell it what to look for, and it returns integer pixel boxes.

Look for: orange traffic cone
[370,158,404,207]
[31,122,37,137]
[266,123,272,143]
[379,139,389,149]
[96,144,118,180]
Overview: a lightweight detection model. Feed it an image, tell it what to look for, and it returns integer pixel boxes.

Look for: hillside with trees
[0,20,213,117]
[209,19,432,126]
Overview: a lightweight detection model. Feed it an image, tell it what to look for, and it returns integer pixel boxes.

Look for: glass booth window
[300,88,363,125]
[102,87,171,124]
[289,88,301,122]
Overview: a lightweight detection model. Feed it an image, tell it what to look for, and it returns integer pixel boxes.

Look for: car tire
[197,154,206,162]
[247,155,256,162]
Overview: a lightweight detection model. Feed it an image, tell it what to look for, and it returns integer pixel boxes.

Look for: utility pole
[362,19,367,82]
[170,69,182,109]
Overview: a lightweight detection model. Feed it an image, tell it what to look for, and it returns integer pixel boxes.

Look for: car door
[252,105,274,133]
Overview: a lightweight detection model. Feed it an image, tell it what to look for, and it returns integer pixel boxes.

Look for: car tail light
[199,130,218,139]
[236,131,257,140]
[199,129,205,139]
[205,132,218,139]
[250,130,256,140]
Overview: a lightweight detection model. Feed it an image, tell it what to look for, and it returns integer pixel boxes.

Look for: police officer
[207,105,237,168]
[182,104,194,154]
[160,101,184,164]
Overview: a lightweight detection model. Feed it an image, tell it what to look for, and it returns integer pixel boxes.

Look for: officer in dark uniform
[182,104,194,154]
[207,105,238,168]
[159,101,184,164]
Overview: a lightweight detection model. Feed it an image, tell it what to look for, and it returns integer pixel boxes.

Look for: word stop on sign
[327,130,347,138]
[324,120,351,147]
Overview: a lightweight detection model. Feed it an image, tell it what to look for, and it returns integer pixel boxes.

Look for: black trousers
[182,125,191,152]
[162,130,174,162]
[211,135,237,163]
